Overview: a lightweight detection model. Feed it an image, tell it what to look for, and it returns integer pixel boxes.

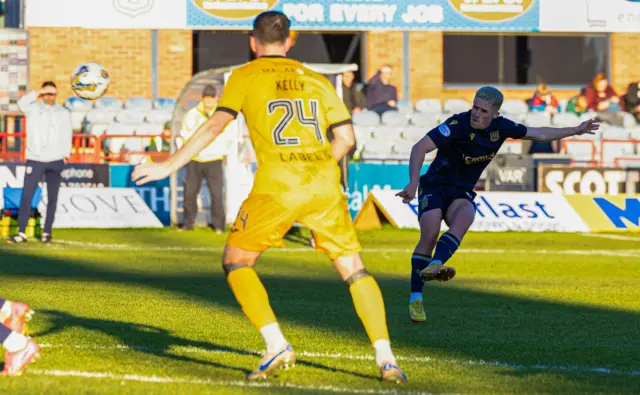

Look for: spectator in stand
[332,70,365,189]
[622,81,640,123]
[530,83,560,115]
[7,82,72,244]
[178,84,233,234]
[365,65,398,115]
[341,70,366,115]
[144,122,172,164]
[148,122,172,154]
[566,90,589,116]
[585,73,623,126]
[585,73,621,112]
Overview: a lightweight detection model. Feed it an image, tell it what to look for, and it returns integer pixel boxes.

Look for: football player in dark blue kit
[397,86,600,323]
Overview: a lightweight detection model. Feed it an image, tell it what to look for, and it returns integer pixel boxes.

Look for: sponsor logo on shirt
[438,124,451,137]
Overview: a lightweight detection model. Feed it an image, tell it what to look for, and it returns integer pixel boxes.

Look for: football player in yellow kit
[132,11,407,383]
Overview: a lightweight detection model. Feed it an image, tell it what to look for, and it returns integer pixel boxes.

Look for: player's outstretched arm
[396,135,437,203]
[131,111,235,185]
[331,123,356,161]
[523,119,600,142]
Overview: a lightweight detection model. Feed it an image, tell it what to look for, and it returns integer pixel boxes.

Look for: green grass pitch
[0,228,639,394]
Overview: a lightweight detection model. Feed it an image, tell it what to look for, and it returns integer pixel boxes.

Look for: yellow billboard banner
[565,195,640,232]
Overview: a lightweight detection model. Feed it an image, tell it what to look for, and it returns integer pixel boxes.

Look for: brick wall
[367,31,640,105]
[29,28,639,106]
[365,31,405,99]
[611,33,640,95]
[28,28,192,103]
[158,30,193,99]
[408,32,442,102]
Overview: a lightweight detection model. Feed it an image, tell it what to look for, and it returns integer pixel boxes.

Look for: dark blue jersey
[421,111,528,190]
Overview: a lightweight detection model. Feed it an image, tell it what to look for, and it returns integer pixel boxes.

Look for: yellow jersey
[216,56,351,196]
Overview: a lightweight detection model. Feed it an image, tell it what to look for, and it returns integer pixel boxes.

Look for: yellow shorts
[227,192,362,260]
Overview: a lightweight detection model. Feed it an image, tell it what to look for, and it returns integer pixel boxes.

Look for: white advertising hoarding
[354,190,590,232]
[38,187,163,229]
[25,0,186,29]
[540,0,640,32]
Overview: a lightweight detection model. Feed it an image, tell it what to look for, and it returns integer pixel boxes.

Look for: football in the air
[71,62,110,100]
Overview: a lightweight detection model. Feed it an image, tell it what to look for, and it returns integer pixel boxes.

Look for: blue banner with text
[187,0,539,31]
[345,162,429,218]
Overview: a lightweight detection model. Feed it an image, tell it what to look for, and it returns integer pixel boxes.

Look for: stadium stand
[415,98,442,114]
[344,96,640,166]
[500,99,529,122]
[54,96,177,164]
[443,99,471,114]
[6,94,638,167]
[64,97,93,133]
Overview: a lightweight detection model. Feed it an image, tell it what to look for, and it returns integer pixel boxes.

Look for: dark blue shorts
[417,184,477,219]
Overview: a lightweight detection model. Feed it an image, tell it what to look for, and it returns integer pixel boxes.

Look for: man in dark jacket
[623,81,640,122]
[365,65,398,115]
[341,70,366,114]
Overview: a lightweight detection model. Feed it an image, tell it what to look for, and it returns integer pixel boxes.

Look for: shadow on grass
[36,309,252,374]
[1,247,639,390]
[31,309,376,380]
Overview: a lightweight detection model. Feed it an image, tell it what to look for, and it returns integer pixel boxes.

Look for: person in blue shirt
[396,86,600,323]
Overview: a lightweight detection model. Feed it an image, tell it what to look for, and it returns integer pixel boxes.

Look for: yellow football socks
[227,267,277,330]
[349,276,390,344]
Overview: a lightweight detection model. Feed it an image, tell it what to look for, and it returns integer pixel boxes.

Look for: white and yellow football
[71,62,110,100]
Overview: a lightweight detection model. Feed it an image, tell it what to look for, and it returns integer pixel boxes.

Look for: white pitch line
[582,234,640,241]
[48,240,640,257]
[29,369,433,394]
[37,344,640,378]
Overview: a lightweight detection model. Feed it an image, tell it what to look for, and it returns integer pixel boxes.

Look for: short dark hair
[41,81,56,89]
[202,84,217,98]
[252,11,290,45]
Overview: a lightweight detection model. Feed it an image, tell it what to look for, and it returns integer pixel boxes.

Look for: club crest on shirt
[490,131,500,142]
[438,124,451,137]
[470,132,476,141]
[420,196,429,210]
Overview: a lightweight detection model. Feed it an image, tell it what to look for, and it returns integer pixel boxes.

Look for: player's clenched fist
[396,182,418,204]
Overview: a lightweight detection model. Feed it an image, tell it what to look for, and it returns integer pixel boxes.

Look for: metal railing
[560,139,597,165]
[599,138,640,166]
[5,131,640,168]
[0,132,26,162]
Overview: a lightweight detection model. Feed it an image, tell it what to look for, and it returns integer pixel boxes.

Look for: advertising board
[25,0,540,31]
[38,187,163,229]
[538,165,640,195]
[354,190,591,232]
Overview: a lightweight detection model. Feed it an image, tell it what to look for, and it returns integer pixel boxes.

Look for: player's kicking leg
[0,298,39,376]
[222,245,296,381]
[408,208,442,323]
[419,198,475,282]
[332,253,407,383]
